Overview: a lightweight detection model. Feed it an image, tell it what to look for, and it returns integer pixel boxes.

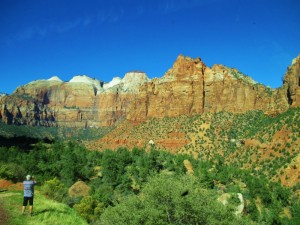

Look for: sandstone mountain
[1,54,299,127]
[0,93,7,98]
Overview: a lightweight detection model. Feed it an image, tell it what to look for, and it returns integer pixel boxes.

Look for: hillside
[0,189,87,225]
[1,140,299,224]
[86,107,300,188]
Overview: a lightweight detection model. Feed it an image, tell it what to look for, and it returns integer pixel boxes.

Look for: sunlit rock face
[0,73,150,127]
[203,64,288,114]
[127,55,206,122]
[127,54,290,122]
[0,54,296,127]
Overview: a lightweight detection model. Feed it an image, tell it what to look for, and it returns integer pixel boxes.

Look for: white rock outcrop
[48,76,63,82]
[103,77,122,90]
[102,71,150,93]
[122,71,149,92]
[69,75,103,93]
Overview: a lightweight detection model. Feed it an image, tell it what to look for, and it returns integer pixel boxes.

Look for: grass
[0,190,87,225]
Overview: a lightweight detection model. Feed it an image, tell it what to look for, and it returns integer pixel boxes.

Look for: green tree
[74,195,104,223]
[97,174,250,225]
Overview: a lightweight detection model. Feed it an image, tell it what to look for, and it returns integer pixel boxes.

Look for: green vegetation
[98,174,248,225]
[0,107,299,224]
[0,190,87,225]
[0,120,114,142]
[0,139,298,224]
[125,108,299,181]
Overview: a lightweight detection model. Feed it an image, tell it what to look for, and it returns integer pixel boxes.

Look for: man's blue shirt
[23,180,35,197]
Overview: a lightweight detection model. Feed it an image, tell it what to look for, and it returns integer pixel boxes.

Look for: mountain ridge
[0,54,299,127]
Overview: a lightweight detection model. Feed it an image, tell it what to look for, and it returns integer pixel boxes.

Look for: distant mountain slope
[87,107,300,188]
[1,54,299,127]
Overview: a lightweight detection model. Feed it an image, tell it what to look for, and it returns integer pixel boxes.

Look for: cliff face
[0,54,298,127]
[284,54,300,107]
[203,65,289,113]
[126,54,293,121]
[0,72,150,127]
[127,55,205,121]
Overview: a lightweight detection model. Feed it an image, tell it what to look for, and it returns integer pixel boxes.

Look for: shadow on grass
[34,208,67,216]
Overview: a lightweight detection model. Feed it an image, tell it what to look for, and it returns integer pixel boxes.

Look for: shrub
[74,196,104,223]
[0,162,25,182]
[40,177,68,202]
[97,174,250,225]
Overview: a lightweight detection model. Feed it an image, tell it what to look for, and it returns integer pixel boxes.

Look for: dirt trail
[0,179,23,225]
[0,199,9,225]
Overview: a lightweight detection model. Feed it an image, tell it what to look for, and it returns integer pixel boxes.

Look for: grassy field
[0,190,87,225]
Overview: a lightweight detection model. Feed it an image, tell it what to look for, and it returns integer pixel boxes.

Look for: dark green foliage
[0,141,101,184]
[40,177,68,202]
[74,196,104,223]
[0,121,114,142]
[97,174,249,225]
[0,162,25,182]
[101,148,132,187]
[288,201,300,225]
[0,138,298,224]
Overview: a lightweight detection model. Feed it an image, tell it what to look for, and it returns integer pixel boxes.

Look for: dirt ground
[0,179,23,191]
[0,203,9,225]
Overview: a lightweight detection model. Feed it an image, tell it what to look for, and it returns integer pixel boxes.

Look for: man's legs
[22,197,33,215]
[22,197,28,214]
[29,197,34,215]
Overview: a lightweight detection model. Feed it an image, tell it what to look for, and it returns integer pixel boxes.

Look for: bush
[97,174,250,225]
[287,201,300,225]
[0,163,15,180]
[40,177,68,202]
[0,162,25,182]
[74,196,104,223]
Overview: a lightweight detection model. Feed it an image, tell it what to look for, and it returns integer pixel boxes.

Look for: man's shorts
[23,197,34,206]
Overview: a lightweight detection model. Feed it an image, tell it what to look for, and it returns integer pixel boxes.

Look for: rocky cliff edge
[0,54,299,127]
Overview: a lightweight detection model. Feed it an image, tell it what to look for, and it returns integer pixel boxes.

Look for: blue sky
[1,0,300,94]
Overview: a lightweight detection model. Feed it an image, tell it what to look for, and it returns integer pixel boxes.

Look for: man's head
[26,175,31,180]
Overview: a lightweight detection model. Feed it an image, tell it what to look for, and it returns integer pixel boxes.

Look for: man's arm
[32,176,38,184]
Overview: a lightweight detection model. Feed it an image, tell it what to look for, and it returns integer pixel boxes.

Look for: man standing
[22,175,37,216]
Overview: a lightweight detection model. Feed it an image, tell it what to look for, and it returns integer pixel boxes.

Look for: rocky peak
[103,77,122,90]
[69,75,103,94]
[163,54,206,81]
[0,92,6,99]
[291,54,300,66]
[48,76,63,82]
[284,54,300,107]
[123,71,148,83]
[122,71,149,92]
[1,53,299,127]
[103,71,150,93]
[219,65,256,84]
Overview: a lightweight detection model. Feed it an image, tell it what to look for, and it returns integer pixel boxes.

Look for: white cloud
[57,20,81,33]
[14,16,93,41]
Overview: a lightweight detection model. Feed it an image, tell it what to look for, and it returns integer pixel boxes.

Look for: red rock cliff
[0,54,298,127]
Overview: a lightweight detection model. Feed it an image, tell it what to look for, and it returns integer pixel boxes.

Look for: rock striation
[0,54,299,127]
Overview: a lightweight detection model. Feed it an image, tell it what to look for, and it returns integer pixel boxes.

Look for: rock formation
[68,181,90,198]
[0,54,299,127]
[284,54,300,107]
